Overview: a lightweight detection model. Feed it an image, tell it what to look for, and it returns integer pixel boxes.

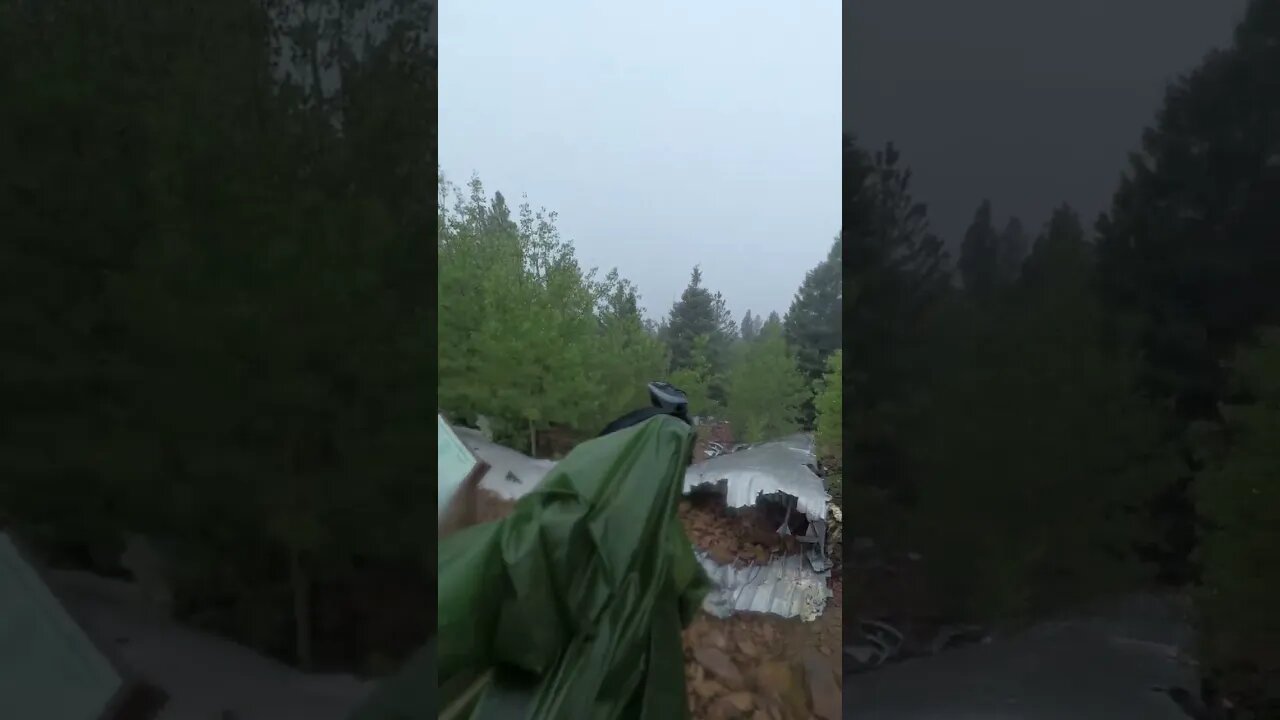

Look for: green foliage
[784,237,843,385]
[842,135,1178,626]
[996,217,1030,285]
[597,271,672,421]
[1095,0,1280,420]
[813,351,843,470]
[724,321,809,443]
[1091,5,1280,708]
[739,310,759,342]
[908,219,1173,620]
[0,0,434,669]
[664,266,737,380]
[669,335,720,420]
[958,199,1000,298]
[960,201,1028,300]
[1195,329,1280,713]
[836,11,1280,713]
[843,137,950,503]
[437,174,668,449]
[1023,205,1091,288]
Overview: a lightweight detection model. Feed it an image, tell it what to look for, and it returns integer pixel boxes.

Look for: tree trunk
[528,419,537,458]
[290,548,313,671]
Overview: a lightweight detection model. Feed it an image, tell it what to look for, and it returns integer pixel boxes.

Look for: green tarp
[352,414,710,720]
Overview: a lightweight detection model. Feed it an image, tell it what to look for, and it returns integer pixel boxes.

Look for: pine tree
[1023,204,1090,288]
[664,265,737,380]
[996,216,1030,285]
[595,271,669,424]
[1097,0,1280,420]
[813,350,843,470]
[845,137,950,491]
[669,334,720,420]
[0,0,435,670]
[740,310,757,342]
[784,236,843,385]
[725,320,809,442]
[959,199,1000,299]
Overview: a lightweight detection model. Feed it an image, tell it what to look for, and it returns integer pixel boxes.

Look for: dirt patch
[679,490,842,719]
[680,585,842,719]
[448,467,844,719]
[534,424,582,459]
[473,488,518,525]
[692,421,735,462]
[678,494,804,565]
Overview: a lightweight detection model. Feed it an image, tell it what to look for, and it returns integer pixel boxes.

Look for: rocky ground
[679,495,842,720]
[677,492,804,564]
[471,434,844,720]
[473,487,518,524]
[680,583,842,720]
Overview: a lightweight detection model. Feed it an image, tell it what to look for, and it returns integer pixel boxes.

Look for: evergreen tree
[1195,328,1280,714]
[595,271,670,423]
[669,334,720,420]
[959,199,1000,299]
[438,175,663,450]
[1096,0,1280,421]
[664,265,737,380]
[725,320,809,442]
[845,137,950,496]
[911,217,1170,619]
[996,216,1030,285]
[0,0,434,670]
[813,350,843,471]
[784,236,843,384]
[1024,204,1090,288]
[740,310,757,342]
[1092,4,1280,708]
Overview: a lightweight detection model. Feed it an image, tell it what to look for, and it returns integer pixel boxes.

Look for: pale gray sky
[439,1,841,324]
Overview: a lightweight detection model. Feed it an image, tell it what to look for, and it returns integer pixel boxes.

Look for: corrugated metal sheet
[0,532,125,720]
[696,551,833,622]
[684,433,829,522]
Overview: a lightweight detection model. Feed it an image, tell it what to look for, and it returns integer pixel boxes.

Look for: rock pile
[678,489,842,719]
[681,608,842,720]
[677,495,803,565]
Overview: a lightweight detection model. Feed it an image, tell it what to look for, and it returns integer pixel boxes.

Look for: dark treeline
[845,1,1280,712]
[1,0,847,680]
[0,0,434,673]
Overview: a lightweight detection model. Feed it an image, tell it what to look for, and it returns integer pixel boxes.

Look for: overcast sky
[440,1,840,323]
[847,0,1250,254]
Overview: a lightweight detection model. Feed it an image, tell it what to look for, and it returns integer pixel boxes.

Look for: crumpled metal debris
[827,502,843,549]
[931,624,989,654]
[845,619,904,670]
[773,498,832,573]
[695,551,833,622]
[685,432,835,572]
[684,433,830,523]
[452,426,556,501]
